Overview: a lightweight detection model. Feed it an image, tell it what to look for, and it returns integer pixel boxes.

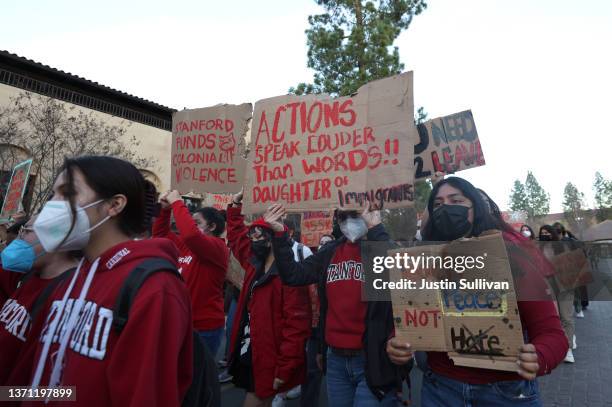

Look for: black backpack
[112,258,220,407]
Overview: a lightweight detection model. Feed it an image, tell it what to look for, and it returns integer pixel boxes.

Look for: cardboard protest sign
[171,104,251,194]
[226,252,245,290]
[0,159,33,222]
[242,73,417,214]
[552,248,594,290]
[414,110,484,179]
[301,211,334,247]
[389,232,524,371]
[203,192,234,211]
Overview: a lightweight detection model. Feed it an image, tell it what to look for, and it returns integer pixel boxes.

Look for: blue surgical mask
[1,239,43,273]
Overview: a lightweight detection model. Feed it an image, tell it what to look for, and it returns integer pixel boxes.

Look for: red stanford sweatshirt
[25,238,193,407]
[324,241,367,349]
[0,274,53,385]
[153,201,228,331]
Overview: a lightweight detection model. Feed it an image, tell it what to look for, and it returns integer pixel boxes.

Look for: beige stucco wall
[0,83,172,190]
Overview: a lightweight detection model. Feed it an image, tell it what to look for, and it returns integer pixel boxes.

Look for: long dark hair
[422,177,506,240]
[520,224,536,240]
[195,207,226,237]
[60,156,153,238]
[539,224,560,241]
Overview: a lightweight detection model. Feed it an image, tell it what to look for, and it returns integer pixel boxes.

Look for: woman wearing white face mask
[268,202,406,407]
[520,224,536,241]
[0,215,79,387]
[25,156,193,407]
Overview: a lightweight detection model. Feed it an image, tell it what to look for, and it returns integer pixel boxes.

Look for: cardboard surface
[202,192,234,211]
[171,104,251,194]
[0,159,33,221]
[389,233,524,370]
[300,211,334,248]
[415,110,484,179]
[242,73,417,213]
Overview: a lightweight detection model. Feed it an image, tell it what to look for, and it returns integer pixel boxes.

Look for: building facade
[0,50,175,211]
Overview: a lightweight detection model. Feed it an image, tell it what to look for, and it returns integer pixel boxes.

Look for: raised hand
[263,204,286,232]
[361,201,382,229]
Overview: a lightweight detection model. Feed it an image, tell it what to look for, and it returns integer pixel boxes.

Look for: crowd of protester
[0,155,584,406]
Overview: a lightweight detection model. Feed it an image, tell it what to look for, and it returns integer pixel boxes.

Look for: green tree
[593,171,612,221]
[509,179,528,213]
[562,182,586,229]
[382,107,429,240]
[0,92,155,213]
[290,0,427,97]
[524,171,550,218]
[562,182,585,213]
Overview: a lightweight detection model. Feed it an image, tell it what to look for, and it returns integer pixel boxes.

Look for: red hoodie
[0,274,49,385]
[25,238,193,407]
[226,205,311,399]
[427,231,568,384]
[0,266,21,306]
[153,201,228,331]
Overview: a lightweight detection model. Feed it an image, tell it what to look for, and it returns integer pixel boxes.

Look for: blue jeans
[225,299,237,359]
[326,349,398,407]
[421,370,542,406]
[199,327,224,358]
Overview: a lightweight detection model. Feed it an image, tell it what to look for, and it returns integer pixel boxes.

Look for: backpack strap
[112,258,180,333]
[29,267,76,324]
[17,270,37,289]
[297,243,305,262]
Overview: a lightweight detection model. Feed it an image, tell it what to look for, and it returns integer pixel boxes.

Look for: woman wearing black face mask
[538,225,559,242]
[226,190,311,407]
[390,177,567,406]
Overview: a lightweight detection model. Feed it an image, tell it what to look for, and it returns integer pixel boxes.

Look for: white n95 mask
[340,217,368,243]
[33,199,109,252]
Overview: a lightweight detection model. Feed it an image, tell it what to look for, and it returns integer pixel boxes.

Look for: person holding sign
[269,202,404,407]
[387,177,567,406]
[153,189,229,356]
[226,190,311,407]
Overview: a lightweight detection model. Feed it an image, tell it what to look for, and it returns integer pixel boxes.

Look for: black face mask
[251,240,271,259]
[431,204,472,241]
[539,235,552,241]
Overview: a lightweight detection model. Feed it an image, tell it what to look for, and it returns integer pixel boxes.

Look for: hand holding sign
[386,337,413,366]
[263,204,286,233]
[166,190,183,205]
[361,201,382,229]
[159,191,171,209]
[517,344,539,380]
[232,188,244,206]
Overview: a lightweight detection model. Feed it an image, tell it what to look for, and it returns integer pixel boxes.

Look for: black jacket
[272,224,410,400]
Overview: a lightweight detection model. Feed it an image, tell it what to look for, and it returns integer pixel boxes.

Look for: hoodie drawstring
[31,257,100,395]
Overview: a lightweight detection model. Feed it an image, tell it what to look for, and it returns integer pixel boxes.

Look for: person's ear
[208,222,217,232]
[107,195,127,217]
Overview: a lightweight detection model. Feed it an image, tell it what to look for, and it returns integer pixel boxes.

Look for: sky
[2,0,610,213]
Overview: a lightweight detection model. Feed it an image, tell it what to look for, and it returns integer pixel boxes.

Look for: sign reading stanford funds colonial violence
[388,232,524,371]
[241,73,417,214]
[414,110,485,179]
[171,104,252,194]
